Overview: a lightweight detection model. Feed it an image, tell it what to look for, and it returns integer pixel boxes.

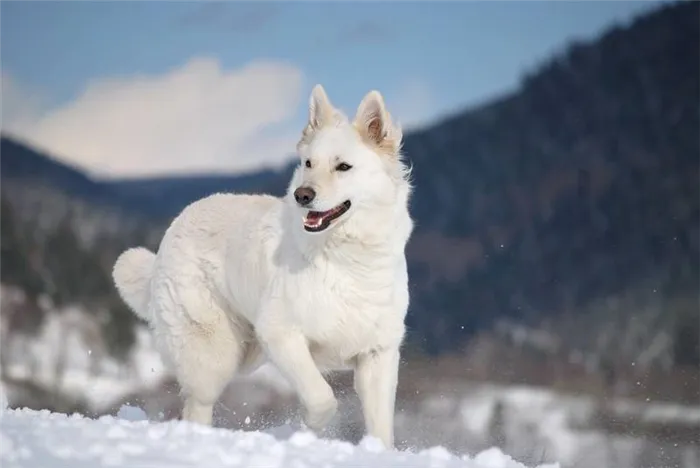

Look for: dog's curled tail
[112,247,156,322]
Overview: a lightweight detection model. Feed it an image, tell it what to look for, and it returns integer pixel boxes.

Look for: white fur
[112,85,413,448]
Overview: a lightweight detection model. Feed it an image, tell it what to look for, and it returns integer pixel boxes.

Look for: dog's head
[288,85,409,236]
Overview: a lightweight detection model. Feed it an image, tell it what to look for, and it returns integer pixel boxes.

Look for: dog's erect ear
[354,90,402,154]
[308,84,334,130]
[298,85,337,150]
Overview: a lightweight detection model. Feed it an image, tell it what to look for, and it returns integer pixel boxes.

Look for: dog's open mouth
[303,201,351,232]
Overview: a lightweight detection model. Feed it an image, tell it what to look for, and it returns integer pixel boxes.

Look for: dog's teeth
[303,216,323,228]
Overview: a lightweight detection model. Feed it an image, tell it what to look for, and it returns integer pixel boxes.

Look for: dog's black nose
[294,187,316,206]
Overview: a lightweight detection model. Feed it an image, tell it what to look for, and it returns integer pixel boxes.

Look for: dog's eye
[305,160,312,168]
[336,163,352,172]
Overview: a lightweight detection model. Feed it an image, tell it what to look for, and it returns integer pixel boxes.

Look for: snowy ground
[2,298,698,468]
[0,404,559,468]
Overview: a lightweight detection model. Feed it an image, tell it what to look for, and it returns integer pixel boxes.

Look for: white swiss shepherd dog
[112,85,413,449]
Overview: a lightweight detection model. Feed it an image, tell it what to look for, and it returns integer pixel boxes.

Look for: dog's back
[114,192,279,323]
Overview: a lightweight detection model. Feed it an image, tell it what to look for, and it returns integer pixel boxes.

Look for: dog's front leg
[354,347,401,449]
[256,313,337,431]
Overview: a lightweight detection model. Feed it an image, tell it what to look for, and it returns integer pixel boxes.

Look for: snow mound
[0,408,560,468]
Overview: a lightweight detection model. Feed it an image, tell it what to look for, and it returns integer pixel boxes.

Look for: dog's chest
[291,259,407,357]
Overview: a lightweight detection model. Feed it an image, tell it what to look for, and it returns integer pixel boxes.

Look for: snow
[2,306,171,413]
[2,295,697,468]
[612,398,700,424]
[0,406,560,468]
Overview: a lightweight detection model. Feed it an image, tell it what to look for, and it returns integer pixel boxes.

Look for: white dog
[112,85,413,448]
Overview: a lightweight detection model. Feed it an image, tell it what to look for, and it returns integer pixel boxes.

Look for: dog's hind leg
[171,307,248,426]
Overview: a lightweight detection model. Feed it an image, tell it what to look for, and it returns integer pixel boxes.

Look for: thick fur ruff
[112,85,413,448]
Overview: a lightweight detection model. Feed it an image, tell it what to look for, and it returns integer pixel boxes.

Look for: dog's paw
[303,396,338,430]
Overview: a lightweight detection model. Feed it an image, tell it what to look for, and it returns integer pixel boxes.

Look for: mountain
[0,137,296,217]
[105,169,296,218]
[2,2,698,373]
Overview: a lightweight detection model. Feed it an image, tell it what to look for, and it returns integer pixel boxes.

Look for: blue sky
[1,1,665,177]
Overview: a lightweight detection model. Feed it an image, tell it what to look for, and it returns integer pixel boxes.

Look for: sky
[1,1,666,179]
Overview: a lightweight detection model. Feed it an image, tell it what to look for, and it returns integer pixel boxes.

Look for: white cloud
[2,58,305,177]
[389,79,437,131]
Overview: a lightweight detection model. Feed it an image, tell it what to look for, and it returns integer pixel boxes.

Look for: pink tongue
[306,211,324,221]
